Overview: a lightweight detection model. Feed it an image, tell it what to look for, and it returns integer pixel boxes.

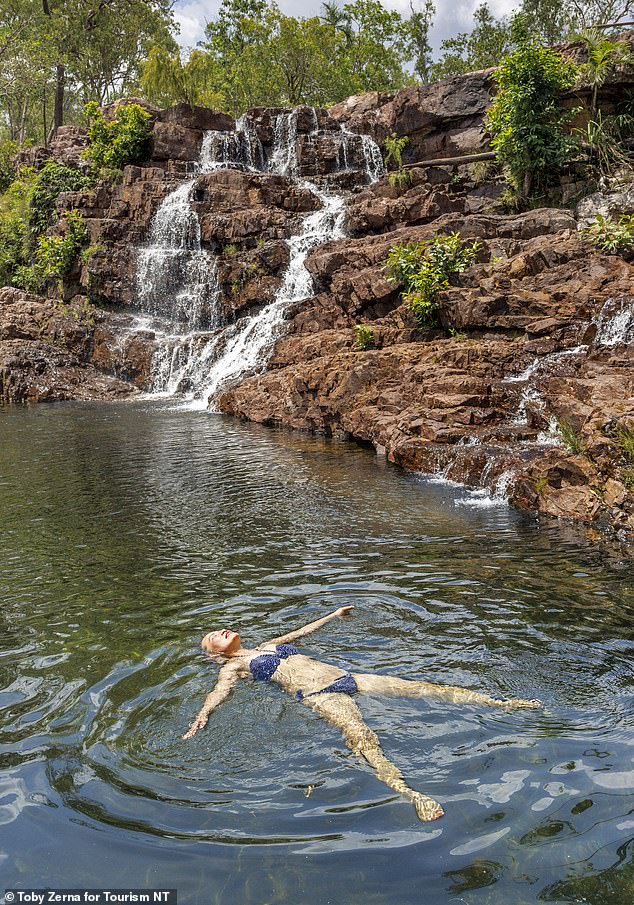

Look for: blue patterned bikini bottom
[295,673,358,701]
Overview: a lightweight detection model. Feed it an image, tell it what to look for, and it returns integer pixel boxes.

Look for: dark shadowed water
[1,401,633,904]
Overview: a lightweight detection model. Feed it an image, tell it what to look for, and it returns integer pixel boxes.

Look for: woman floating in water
[184,607,541,821]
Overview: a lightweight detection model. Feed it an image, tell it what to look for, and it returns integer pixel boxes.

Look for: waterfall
[133,106,384,403]
[268,110,301,176]
[593,298,634,347]
[136,181,220,332]
[191,186,345,408]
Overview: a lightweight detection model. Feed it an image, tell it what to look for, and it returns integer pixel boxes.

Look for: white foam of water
[423,467,515,508]
[339,127,385,183]
[191,185,346,408]
[455,470,515,509]
[268,110,300,176]
[200,118,265,173]
[505,346,588,385]
[359,133,385,183]
[536,416,563,447]
[593,298,634,347]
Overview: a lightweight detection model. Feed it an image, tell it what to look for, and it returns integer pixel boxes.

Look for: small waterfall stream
[134,107,384,403]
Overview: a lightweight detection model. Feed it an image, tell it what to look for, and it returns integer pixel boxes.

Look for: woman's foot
[413,793,444,821]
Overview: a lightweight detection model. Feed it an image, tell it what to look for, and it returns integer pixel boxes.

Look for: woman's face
[202,628,241,655]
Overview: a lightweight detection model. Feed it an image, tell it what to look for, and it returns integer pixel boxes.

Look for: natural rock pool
[1,401,633,904]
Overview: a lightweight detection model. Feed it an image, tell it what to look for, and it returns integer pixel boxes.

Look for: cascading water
[133,104,384,405]
[593,297,634,347]
[192,186,345,408]
[135,136,230,395]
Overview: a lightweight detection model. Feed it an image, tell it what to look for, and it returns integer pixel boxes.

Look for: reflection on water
[0,401,633,903]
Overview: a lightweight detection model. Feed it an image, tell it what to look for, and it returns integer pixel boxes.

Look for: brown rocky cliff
[3,70,634,540]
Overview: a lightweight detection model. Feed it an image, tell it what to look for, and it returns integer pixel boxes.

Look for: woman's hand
[335,606,354,617]
[183,713,208,739]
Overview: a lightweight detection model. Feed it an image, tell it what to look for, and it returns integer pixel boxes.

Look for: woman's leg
[305,691,444,822]
[352,673,541,710]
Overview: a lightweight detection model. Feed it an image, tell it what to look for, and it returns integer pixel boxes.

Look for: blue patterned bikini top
[249,644,299,682]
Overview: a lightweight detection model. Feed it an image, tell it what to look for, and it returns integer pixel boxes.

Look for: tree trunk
[19,100,27,144]
[53,63,65,133]
[43,92,48,147]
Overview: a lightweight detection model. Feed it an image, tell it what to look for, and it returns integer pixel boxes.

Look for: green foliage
[198,0,418,114]
[578,112,631,177]
[577,29,633,117]
[557,418,586,455]
[384,132,408,169]
[384,132,411,191]
[29,161,93,236]
[0,140,18,193]
[386,232,480,328]
[616,424,634,464]
[0,0,175,147]
[141,46,224,109]
[485,16,579,199]
[0,168,37,288]
[223,243,239,255]
[432,2,512,81]
[354,324,375,350]
[34,210,88,281]
[581,213,634,254]
[0,162,90,289]
[534,474,549,494]
[84,101,151,169]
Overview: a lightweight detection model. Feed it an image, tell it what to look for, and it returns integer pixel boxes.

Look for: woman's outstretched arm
[183,660,244,739]
[266,606,354,645]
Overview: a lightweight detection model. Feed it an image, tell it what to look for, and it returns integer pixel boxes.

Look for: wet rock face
[0,288,139,403]
[330,72,493,163]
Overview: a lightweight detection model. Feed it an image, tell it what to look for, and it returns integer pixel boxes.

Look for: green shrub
[354,324,375,350]
[29,161,93,236]
[384,133,411,191]
[581,213,634,255]
[386,232,480,328]
[35,210,88,281]
[485,16,579,199]
[0,168,37,288]
[0,139,17,193]
[84,101,151,169]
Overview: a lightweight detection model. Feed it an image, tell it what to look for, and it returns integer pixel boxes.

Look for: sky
[174,0,520,53]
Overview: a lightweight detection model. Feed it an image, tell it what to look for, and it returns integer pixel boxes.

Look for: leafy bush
[0,168,37,288]
[29,161,93,236]
[35,210,88,281]
[84,101,152,169]
[354,324,375,350]
[384,132,411,191]
[485,16,579,199]
[386,232,480,328]
[581,213,634,255]
[0,139,17,193]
